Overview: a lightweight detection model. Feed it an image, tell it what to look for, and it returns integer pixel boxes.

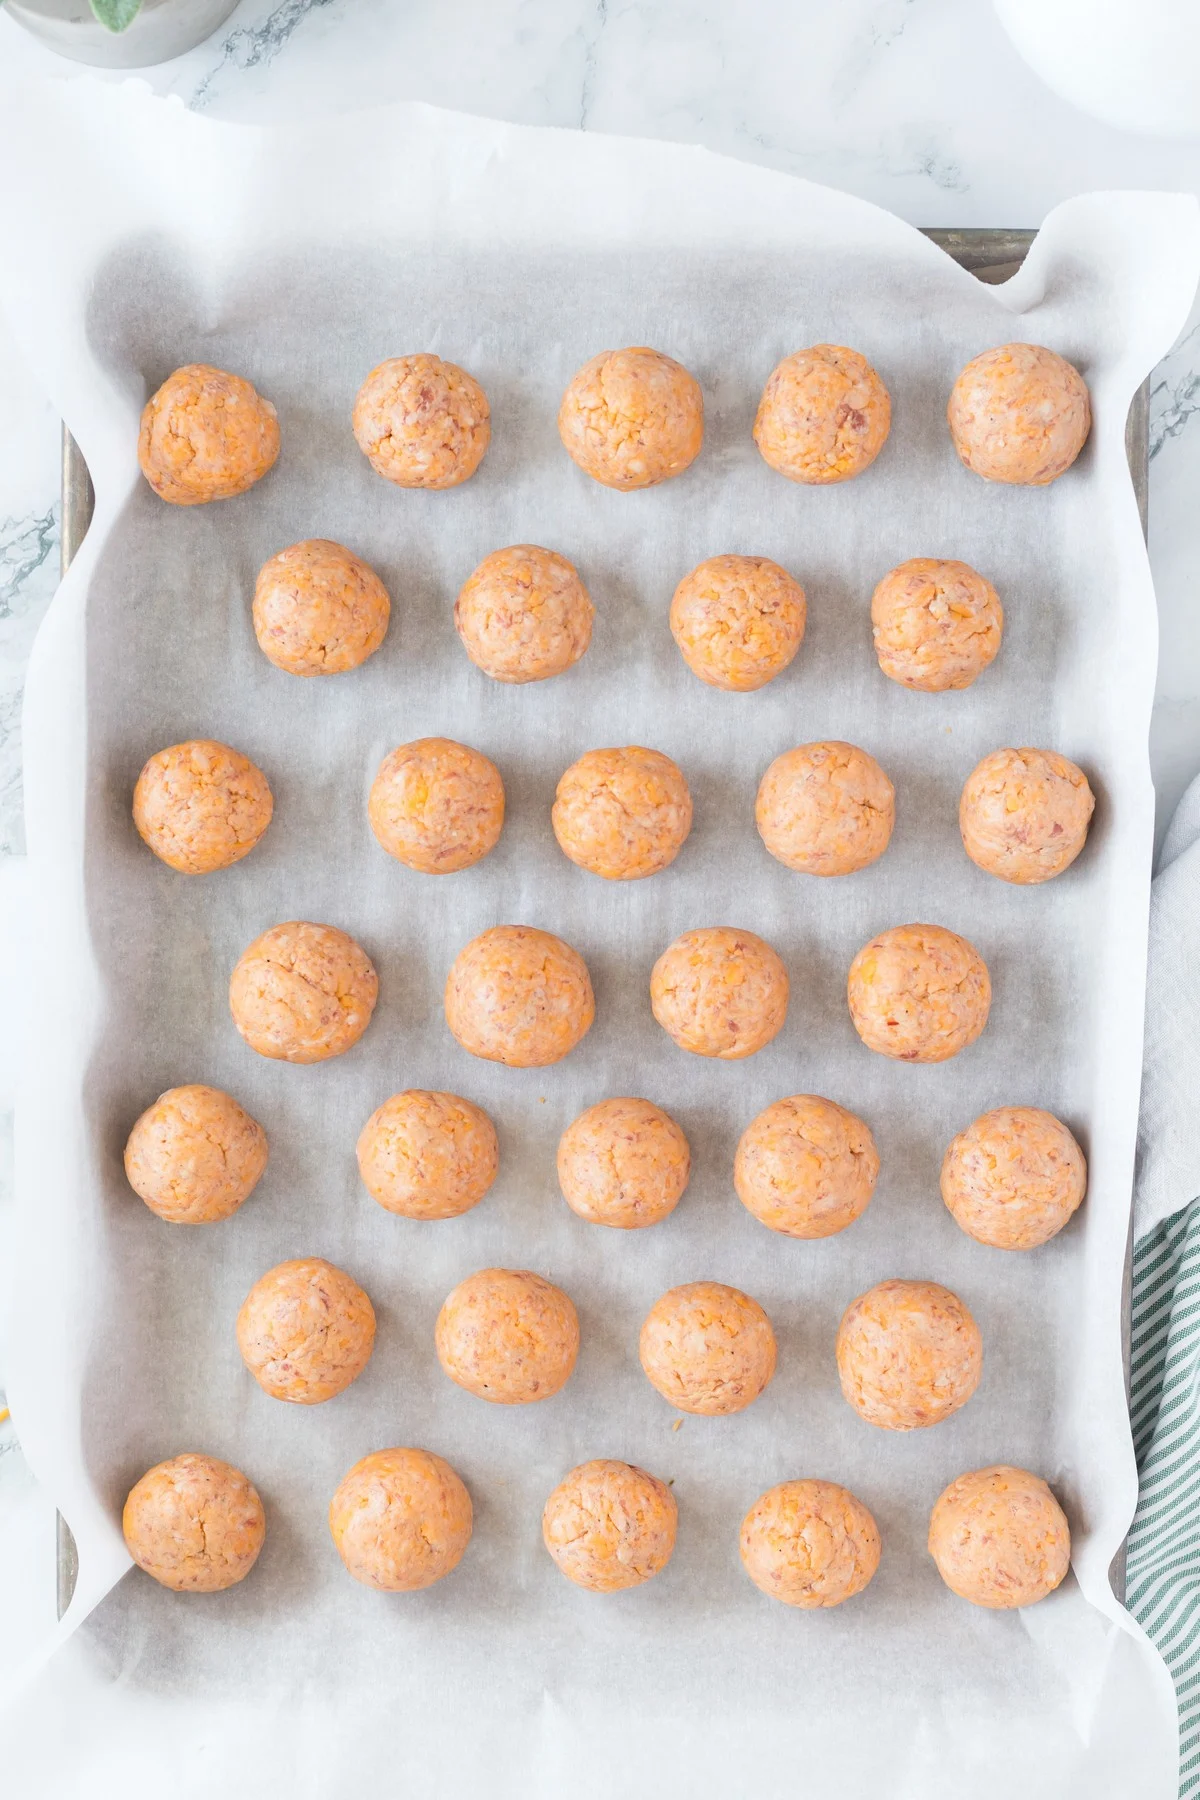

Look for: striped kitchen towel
[1129,1200,1200,1797]
[1129,768,1200,1798]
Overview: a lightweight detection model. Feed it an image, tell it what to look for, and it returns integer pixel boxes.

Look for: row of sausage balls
[198,535,1016,700]
[127,1083,1087,1253]
[133,735,1095,887]
[170,915,995,1070]
[136,339,1091,509]
[121,1446,1069,1614]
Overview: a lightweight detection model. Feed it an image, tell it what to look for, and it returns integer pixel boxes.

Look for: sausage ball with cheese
[133,740,272,874]
[836,1278,982,1430]
[353,354,490,489]
[756,742,894,875]
[847,923,990,1063]
[928,1465,1070,1608]
[123,1453,265,1592]
[754,345,890,484]
[959,747,1095,884]
[670,555,806,692]
[948,343,1090,485]
[558,347,703,490]
[436,1268,579,1404]
[369,738,505,874]
[138,364,279,505]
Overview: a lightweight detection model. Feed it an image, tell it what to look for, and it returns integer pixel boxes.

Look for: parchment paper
[0,80,1196,1800]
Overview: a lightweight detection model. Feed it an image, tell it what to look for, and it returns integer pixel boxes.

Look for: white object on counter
[994,0,1200,139]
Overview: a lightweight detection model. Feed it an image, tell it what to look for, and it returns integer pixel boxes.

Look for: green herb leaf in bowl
[90,0,143,30]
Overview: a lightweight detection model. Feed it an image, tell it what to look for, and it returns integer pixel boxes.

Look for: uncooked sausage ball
[455,545,594,684]
[133,740,272,875]
[435,1268,579,1404]
[352,354,490,489]
[369,738,505,874]
[558,347,703,490]
[124,1083,267,1224]
[639,1280,776,1416]
[138,364,279,506]
[229,921,378,1064]
[948,343,1090,485]
[651,927,788,1060]
[329,1448,472,1591]
[253,539,390,677]
[552,747,692,880]
[754,345,890,484]
[960,747,1095,884]
[123,1453,265,1592]
[669,555,806,692]
[237,1257,375,1404]
[444,925,594,1067]
[941,1106,1086,1251]
[871,558,1003,693]
[739,1479,880,1608]
[734,1095,878,1240]
[557,1096,690,1229]
[543,1461,678,1592]
[847,923,990,1063]
[756,742,894,876]
[928,1465,1070,1608]
[357,1090,499,1221]
[836,1278,982,1430]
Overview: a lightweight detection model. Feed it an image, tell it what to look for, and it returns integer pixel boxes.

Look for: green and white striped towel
[1130,770,1200,1799]
[1131,1203,1200,1797]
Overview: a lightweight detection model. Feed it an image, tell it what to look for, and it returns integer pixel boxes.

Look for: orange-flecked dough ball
[455,545,594,684]
[928,1465,1070,1608]
[352,354,490,490]
[837,1278,982,1431]
[123,1453,265,1592]
[330,1448,472,1592]
[754,345,890,485]
[133,740,272,875]
[871,558,1003,693]
[253,539,390,677]
[639,1281,776,1416]
[739,1479,880,1608]
[651,927,788,1061]
[960,747,1095,885]
[369,738,504,874]
[948,343,1090,486]
[552,746,692,880]
[557,1097,690,1229]
[229,921,378,1064]
[445,925,594,1068]
[357,1089,499,1221]
[848,923,990,1064]
[543,1461,678,1592]
[941,1106,1086,1251]
[669,555,806,693]
[124,1084,267,1225]
[558,347,703,490]
[138,364,279,506]
[435,1268,579,1404]
[237,1257,375,1405]
[756,742,894,876]
[734,1095,878,1240]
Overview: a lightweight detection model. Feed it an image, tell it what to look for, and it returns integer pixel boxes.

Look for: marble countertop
[1,0,1199,1657]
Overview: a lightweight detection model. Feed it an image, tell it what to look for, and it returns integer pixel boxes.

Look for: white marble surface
[2,0,1200,1660]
